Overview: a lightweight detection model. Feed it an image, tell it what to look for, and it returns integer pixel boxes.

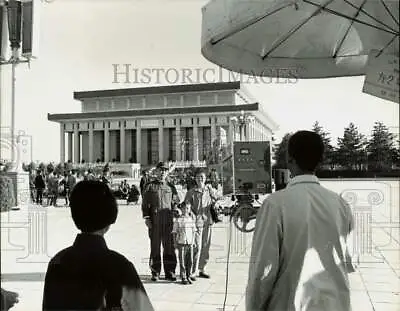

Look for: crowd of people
[1,130,357,311]
[29,167,143,207]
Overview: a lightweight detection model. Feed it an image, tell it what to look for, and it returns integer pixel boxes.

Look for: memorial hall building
[48,81,278,167]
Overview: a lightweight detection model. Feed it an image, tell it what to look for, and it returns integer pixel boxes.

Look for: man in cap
[142,162,180,282]
[42,180,154,310]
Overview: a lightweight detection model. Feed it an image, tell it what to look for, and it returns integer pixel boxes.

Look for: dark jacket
[42,233,153,311]
[139,176,150,195]
[34,175,45,189]
[141,180,179,220]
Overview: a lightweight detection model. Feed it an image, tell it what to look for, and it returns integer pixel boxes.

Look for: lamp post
[1,0,30,165]
[230,110,255,142]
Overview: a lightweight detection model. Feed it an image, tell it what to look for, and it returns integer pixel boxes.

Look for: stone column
[73,123,80,163]
[227,119,233,147]
[158,120,164,161]
[88,122,94,163]
[104,122,110,162]
[175,118,181,161]
[136,122,141,163]
[193,119,199,161]
[68,132,73,161]
[211,117,217,144]
[120,121,125,163]
[60,124,65,164]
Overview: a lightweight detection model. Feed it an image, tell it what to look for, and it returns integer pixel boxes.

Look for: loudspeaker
[21,0,32,55]
[21,0,40,58]
[0,3,4,60]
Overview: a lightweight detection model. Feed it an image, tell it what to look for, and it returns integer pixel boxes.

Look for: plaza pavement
[1,180,399,311]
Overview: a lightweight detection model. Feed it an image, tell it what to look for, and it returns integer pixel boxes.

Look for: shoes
[151,274,159,281]
[181,279,188,285]
[198,271,210,279]
[189,276,197,281]
[187,277,193,284]
[165,273,177,281]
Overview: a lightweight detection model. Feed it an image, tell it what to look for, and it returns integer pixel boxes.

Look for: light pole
[230,110,255,142]
[1,0,30,165]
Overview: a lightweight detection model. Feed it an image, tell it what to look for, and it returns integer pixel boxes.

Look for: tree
[311,121,336,169]
[393,139,400,168]
[272,133,292,169]
[336,123,367,170]
[366,122,397,170]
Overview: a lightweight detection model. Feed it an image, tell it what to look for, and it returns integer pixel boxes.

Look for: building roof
[48,103,259,121]
[73,81,241,100]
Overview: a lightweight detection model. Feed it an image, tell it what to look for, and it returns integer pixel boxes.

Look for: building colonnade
[60,115,272,165]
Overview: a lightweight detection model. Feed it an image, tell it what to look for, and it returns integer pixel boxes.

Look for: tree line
[273,121,400,172]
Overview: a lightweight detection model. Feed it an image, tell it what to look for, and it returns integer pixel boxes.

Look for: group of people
[116,180,141,204]
[1,130,356,311]
[31,169,77,206]
[29,168,113,207]
[141,162,221,284]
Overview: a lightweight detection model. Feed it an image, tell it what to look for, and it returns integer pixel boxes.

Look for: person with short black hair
[246,131,355,311]
[42,180,154,311]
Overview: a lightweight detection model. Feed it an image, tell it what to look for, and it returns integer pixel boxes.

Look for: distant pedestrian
[34,170,45,205]
[140,170,150,195]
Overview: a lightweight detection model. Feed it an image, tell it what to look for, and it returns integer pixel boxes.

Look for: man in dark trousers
[140,170,150,195]
[42,180,154,311]
[34,170,45,205]
[142,162,179,282]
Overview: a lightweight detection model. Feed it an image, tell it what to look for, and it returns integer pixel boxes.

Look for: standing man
[34,170,45,205]
[184,169,219,280]
[140,170,150,196]
[142,162,179,282]
[65,170,77,206]
[246,131,355,311]
[29,169,36,204]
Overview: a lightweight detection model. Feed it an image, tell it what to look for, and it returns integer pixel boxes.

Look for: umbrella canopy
[201,0,399,78]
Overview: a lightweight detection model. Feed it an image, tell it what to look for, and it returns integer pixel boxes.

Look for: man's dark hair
[288,131,324,172]
[69,180,118,233]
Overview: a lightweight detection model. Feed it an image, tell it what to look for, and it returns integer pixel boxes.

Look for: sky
[0,0,398,163]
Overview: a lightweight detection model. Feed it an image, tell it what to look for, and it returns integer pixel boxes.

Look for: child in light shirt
[172,202,196,285]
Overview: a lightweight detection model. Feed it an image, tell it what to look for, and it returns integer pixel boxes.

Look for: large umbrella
[201,0,399,79]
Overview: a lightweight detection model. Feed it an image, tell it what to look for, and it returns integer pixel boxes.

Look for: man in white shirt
[246,130,355,311]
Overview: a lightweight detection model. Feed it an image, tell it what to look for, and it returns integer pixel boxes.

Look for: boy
[42,180,154,311]
[172,202,196,285]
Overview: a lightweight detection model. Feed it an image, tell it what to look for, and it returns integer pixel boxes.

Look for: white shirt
[246,175,355,311]
[173,215,196,245]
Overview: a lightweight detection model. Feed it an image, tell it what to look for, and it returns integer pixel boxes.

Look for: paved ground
[1,180,399,310]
